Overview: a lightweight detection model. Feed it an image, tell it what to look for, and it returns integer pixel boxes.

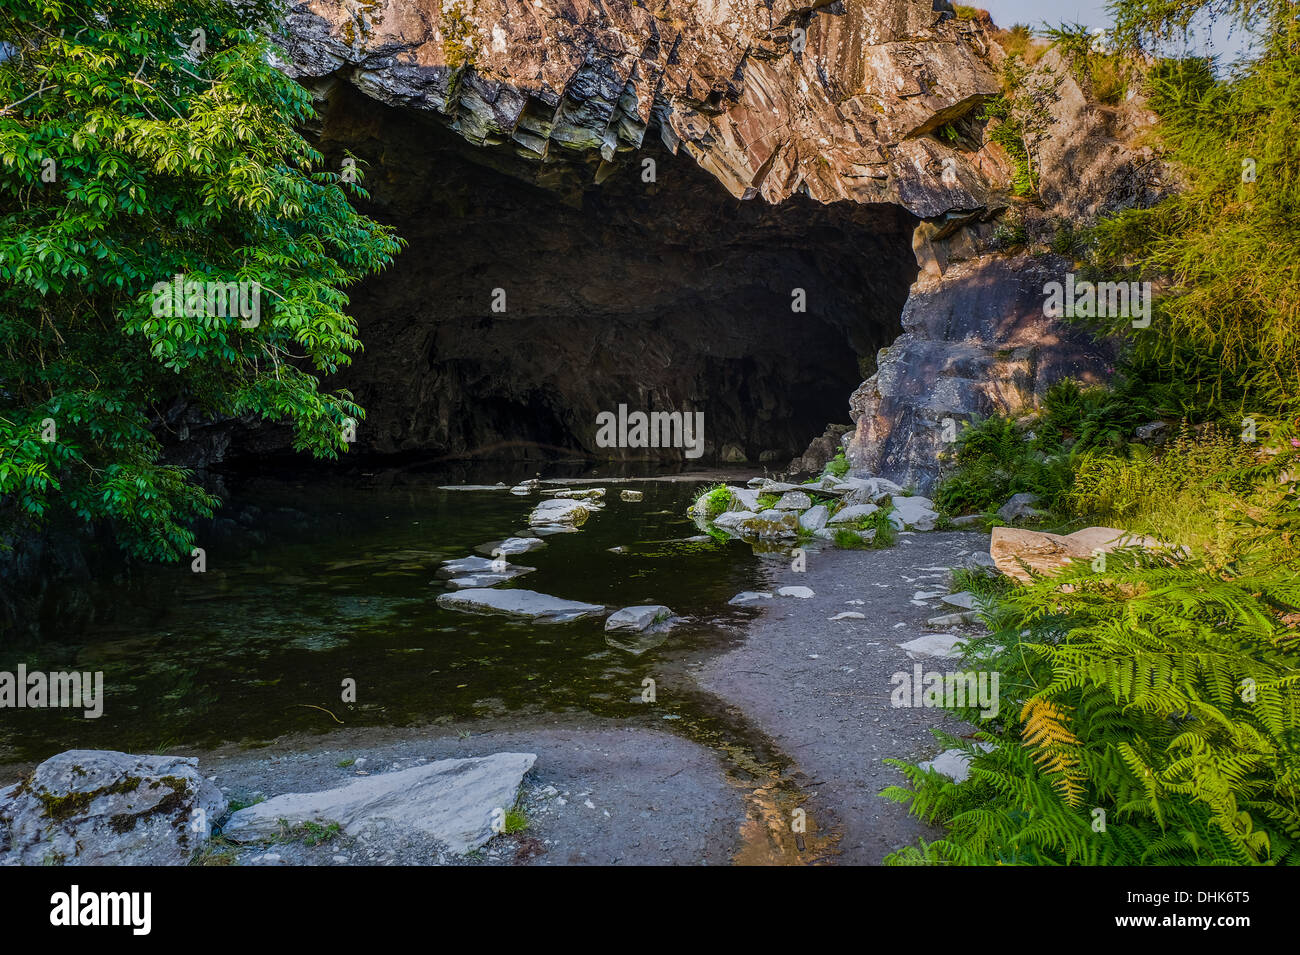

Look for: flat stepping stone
[828,611,866,621]
[486,537,547,556]
[553,488,606,500]
[942,591,977,609]
[528,498,596,526]
[728,591,773,605]
[436,589,604,623]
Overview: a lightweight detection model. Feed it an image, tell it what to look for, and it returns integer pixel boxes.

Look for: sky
[975,0,1260,62]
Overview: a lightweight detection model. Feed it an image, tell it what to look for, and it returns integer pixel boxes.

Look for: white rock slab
[221,754,537,855]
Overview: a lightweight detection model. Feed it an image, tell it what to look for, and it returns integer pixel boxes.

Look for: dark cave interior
[275,81,921,467]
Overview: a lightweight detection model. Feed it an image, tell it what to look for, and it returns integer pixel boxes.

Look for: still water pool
[0,471,772,763]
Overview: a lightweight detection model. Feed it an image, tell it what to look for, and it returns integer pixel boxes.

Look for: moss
[104,775,191,836]
[37,775,141,823]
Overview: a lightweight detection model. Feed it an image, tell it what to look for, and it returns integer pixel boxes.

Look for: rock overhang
[278,0,1005,217]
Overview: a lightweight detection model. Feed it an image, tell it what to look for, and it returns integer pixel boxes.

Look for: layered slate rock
[280,0,1000,212]
[847,254,1115,492]
[0,750,226,866]
[220,754,537,855]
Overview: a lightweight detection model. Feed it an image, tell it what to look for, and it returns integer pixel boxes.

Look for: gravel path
[694,530,991,864]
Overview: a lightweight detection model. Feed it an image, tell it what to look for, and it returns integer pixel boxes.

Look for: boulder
[0,750,226,866]
[221,754,537,855]
[528,498,594,527]
[604,605,674,634]
[990,526,1177,582]
[838,476,905,505]
[891,496,939,531]
[799,505,830,532]
[996,492,1046,523]
[436,588,604,623]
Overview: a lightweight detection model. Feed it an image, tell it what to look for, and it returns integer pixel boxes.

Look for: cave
[276,82,922,468]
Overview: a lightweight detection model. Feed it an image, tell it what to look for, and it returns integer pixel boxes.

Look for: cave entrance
[310,82,920,469]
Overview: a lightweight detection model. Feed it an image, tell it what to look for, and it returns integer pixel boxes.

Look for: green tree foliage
[0,0,401,560]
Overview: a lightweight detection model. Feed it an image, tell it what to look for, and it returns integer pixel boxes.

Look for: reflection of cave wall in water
[309,83,920,464]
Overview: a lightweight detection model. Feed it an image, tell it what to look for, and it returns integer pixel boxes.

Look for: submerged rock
[553,488,606,501]
[220,754,537,855]
[0,750,226,866]
[436,588,604,623]
[437,556,534,582]
[619,490,644,502]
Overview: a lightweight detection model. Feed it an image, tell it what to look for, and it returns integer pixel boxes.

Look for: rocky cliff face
[260,0,1164,483]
